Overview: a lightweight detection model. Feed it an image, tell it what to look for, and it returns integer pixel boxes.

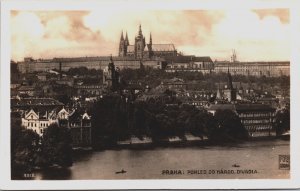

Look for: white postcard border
[1,0,300,189]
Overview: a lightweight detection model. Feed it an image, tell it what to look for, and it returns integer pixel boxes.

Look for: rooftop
[208,103,275,112]
[164,55,213,63]
[11,97,64,108]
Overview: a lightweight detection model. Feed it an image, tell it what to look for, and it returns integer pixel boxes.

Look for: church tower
[103,55,119,91]
[134,24,146,59]
[125,31,129,46]
[119,31,127,57]
[223,68,236,102]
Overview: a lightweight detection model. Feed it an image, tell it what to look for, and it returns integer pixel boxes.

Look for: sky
[10,8,290,62]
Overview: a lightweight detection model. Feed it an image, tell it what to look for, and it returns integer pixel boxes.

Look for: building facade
[207,103,276,137]
[21,109,57,136]
[164,56,214,74]
[16,56,163,74]
[214,61,290,77]
[21,107,92,147]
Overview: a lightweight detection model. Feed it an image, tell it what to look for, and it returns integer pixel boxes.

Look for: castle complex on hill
[13,24,289,77]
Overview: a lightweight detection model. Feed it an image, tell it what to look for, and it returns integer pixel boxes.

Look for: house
[67,110,92,147]
[21,107,92,147]
[36,72,48,81]
[21,109,58,136]
[160,78,188,90]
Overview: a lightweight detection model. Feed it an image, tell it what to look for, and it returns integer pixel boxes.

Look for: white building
[21,109,58,136]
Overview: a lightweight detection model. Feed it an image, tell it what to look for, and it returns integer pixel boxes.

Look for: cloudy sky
[10,8,289,62]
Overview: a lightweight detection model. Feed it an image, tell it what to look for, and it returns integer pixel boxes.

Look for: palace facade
[207,103,276,137]
[214,61,290,77]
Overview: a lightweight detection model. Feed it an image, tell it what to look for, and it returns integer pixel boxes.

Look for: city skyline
[11,9,289,62]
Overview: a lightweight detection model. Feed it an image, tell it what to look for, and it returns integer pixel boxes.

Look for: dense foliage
[275,108,290,136]
[90,92,250,148]
[11,120,73,178]
[210,110,249,142]
[40,124,73,167]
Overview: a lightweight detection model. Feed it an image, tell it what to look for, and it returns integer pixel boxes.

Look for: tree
[210,110,248,142]
[12,128,40,169]
[41,124,73,167]
[275,108,290,136]
[11,117,40,176]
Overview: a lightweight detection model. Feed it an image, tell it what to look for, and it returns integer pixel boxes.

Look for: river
[32,139,289,179]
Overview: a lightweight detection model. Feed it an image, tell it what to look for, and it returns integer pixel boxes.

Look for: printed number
[23,173,35,178]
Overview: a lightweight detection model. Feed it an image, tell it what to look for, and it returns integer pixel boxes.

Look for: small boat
[115,169,127,174]
[232,164,240,168]
[280,131,290,140]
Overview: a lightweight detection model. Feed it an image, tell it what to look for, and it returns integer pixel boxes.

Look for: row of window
[246,126,273,131]
[242,119,271,124]
[239,113,272,117]
[25,122,49,128]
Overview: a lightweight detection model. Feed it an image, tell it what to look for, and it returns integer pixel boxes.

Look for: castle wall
[17,59,145,73]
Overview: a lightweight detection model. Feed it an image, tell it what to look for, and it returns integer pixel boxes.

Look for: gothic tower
[134,24,146,59]
[125,31,129,46]
[224,68,236,102]
[148,32,153,58]
[103,55,119,91]
[119,31,127,57]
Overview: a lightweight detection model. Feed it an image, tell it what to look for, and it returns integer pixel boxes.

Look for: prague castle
[119,24,177,59]
[13,24,289,77]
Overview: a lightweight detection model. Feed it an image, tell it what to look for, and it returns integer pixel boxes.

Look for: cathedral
[119,24,177,59]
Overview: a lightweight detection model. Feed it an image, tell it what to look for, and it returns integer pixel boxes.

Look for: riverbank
[88,135,287,151]
[15,139,289,180]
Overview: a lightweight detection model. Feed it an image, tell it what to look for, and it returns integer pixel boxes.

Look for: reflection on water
[32,139,289,180]
[35,168,72,180]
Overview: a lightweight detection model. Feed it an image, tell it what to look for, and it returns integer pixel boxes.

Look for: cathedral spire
[138,24,143,36]
[120,31,124,41]
[149,32,152,44]
[125,31,129,45]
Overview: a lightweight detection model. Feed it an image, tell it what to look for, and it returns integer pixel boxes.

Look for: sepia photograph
[1,0,300,189]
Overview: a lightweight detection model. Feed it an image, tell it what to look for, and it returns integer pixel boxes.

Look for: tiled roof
[208,104,236,111]
[208,103,275,112]
[151,44,176,52]
[11,98,64,107]
[164,56,213,63]
[215,61,290,66]
[18,86,36,91]
[235,104,275,112]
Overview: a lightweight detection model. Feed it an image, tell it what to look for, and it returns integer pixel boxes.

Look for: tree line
[90,92,249,149]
